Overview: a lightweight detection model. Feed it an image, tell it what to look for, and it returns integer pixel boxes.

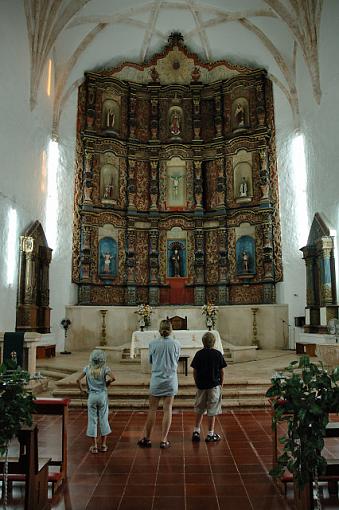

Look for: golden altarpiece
[72,34,282,307]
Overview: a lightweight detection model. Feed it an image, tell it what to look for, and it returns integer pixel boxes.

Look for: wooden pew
[0,425,50,510]
[33,398,70,494]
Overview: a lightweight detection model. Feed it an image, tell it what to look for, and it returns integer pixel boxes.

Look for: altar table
[131,330,223,373]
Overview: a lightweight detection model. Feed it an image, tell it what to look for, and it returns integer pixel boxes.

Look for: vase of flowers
[202,303,218,330]
[136,304,153,330]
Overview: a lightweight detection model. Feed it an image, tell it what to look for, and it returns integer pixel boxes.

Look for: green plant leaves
[0,366,34,456]
[267,355,339,488]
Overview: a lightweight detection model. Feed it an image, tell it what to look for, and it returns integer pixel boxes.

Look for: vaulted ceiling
[24,0,323,133]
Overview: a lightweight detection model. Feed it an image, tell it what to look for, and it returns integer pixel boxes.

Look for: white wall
[274,3,339,328]
[1,2,338,352]
[0,2,76,349]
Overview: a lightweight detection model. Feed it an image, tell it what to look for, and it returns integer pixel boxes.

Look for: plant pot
[294,481,314,510]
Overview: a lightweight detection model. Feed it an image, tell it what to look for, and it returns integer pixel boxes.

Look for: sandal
[99,445,108,452]
[160,441,171,449]
[89,445,98,454]
[205,433,221,443]
[137,437,152,448]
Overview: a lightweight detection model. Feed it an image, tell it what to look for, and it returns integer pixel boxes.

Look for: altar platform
[35,349,300,409]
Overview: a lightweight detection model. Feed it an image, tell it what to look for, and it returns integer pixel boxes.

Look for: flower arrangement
[201,303,218,329]
[135,304,153,329]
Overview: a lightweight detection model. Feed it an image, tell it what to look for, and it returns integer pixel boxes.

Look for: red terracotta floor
[3,409,339,509]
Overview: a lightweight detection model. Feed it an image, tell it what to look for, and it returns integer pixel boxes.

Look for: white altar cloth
[130,329,223,358]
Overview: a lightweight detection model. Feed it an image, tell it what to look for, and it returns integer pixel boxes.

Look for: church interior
[1,1,339,509]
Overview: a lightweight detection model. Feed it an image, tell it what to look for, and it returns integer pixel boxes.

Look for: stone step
[52,387,270,401]
[56,397,270,409]
[39,369,70,380]
[36,365,75,375]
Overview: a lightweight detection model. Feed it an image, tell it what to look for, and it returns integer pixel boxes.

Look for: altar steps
[51,381,271,409]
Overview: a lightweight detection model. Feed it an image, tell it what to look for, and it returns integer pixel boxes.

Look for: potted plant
[0,364,34,507]
[267,355,339,509]
[135,304,153,330]
[201,303,218,330]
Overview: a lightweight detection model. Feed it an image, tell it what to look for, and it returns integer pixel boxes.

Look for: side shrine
[72,33,282,307]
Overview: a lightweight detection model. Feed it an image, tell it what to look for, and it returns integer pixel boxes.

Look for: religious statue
[242,250,249,272]
[171,248,181,277]
[170,174,182,198]
[106,108,115,129]
[170,109,181,136]
[103,183,113,199]
[83,185,93,203]
[103,252,114,273]
[239,177,248,197]
[235,103,245,128]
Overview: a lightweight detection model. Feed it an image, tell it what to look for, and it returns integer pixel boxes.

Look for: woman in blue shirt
[138,319,180,449]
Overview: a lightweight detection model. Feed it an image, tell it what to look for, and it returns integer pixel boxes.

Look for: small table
[36,344,56,359]
[179,354,190,376]
[33,398,70,493]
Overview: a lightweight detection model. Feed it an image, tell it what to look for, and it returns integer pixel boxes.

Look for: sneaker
[205,433,221,442]
[192,431,200,442]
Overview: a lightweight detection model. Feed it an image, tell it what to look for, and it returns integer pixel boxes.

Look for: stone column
[262,215,274,281]
[149,219,160,305]
[129,94,137,139]
[191,84,202,140]
[301,246,317,307]
[83,151,93,205]
[259,149,270,205]
[80,226,91,282]
[317,237,336,306]
[194,220,205,305]
[23,237,36,305]
[193,160,203,214]
[148,85,160,141]
[127,159,137,212]
[149,160,159,212]
[214,93,223,138]
[218,225,229,304]
[216,158,226,211]
[126,220,137,305]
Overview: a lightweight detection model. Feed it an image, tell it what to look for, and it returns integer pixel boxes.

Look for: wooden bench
[178,355,190,376]
[0,425,50,510]
[272,410,339,501]
[33,398,70,494]
[295,342,317,357]
[36,344,56,359]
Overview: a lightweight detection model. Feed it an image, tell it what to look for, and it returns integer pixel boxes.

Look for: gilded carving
[135,161,150,211]
[205,230,219,285]
[72,37,282,305]
[135,230,149,285]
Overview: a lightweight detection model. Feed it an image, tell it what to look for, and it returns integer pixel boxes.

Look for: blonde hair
[88,349,106,379]
[202,332,216,348]
[159,319,172,338]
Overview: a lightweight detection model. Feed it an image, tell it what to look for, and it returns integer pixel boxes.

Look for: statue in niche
[170,174,183,198]
[103,252,114,273]
[103,181,114,200]
[99,237,117,277]
[83,185,93,203]
[171,248,181,277]
[106,108,115,129]
[169,109,181,136]
[239,177,248,197]
[241,250,249,272]
[234,103,245,128]
[101,163,119,202]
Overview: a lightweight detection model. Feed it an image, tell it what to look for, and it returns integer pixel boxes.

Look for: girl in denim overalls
[76,349,115,453]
